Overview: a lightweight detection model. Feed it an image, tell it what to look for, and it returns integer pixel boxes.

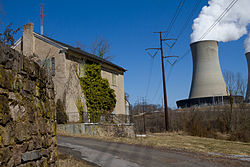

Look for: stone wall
[0,43,57,166]
[57,123,135,138]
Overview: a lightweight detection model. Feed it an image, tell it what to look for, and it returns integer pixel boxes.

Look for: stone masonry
[0,43,57,166]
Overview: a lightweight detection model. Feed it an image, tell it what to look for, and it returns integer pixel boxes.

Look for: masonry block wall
[0,43,57,166]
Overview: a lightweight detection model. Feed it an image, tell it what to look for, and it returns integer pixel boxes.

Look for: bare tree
[75,41,86,50]
[223,70,247,96]
[125,92,129,102]
[90,36,113,60]
[0,23,20,46]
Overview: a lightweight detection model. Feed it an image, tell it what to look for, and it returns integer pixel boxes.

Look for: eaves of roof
[37,33,127,72]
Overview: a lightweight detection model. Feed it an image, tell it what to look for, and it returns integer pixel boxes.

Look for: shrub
[79,63,116,122]
[132,104,250,142]
[56,99,68,124]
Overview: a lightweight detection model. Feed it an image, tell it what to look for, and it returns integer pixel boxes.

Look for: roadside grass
[58,151,95,167]
[57,129,250,156]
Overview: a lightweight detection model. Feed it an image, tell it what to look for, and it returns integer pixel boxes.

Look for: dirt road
[58,136,250,167]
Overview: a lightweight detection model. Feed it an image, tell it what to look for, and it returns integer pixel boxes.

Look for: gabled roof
[13,32,127,72]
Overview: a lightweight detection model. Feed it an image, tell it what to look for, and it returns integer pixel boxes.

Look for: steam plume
[245,32,250,53]
[191,0,250,43]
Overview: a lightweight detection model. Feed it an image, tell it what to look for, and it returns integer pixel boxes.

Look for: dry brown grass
[58,151,95,167]
[58,130,250,156]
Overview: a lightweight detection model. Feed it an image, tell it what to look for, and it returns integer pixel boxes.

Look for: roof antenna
[40,4,45,35]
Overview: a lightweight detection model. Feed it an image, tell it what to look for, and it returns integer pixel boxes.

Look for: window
[51,57,55,76]
[112,73,117,86]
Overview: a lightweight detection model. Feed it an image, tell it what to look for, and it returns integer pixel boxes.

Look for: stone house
[12,23,126,122]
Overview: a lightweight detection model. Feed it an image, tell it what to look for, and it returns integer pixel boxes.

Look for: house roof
[13,32,127,72]
[38,33,127,72]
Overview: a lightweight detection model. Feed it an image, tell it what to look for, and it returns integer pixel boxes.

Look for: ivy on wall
[79,62,116,122]
[76,97,84,122]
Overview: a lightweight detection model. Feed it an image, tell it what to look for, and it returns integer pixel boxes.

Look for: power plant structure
[245,52,250,102]
[189,40,227,98]
[177,40,243,108]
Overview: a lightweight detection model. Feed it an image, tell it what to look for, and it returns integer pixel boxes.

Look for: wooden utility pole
[142,97,146,133]
[159,31,169,131]
[146,31,177,131]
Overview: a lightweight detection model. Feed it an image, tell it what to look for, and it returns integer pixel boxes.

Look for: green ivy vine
[76,97,84,122]
[79,62,116,122]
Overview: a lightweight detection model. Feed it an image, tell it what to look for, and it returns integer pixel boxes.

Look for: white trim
[11,33,68,52]
[11,37,22,49]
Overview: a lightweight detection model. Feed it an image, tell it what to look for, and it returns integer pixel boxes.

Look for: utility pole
[159,31,169,131]
[146,31,177,131]
[142,97,146,133]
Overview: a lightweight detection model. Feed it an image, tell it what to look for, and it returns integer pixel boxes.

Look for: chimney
[245,52,250,102]
[189,40,227,99]
[22,23,34,57]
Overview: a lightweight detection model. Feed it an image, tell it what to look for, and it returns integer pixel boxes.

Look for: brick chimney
[22,23,34,57]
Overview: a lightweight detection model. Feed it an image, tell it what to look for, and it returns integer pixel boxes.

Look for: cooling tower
[245,52,250,102]
[189,40,227,99]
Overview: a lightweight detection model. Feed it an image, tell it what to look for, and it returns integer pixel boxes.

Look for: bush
[56,99,68,124]
[132,104,250,142]
[230,130,250,142]
[169,105,250,142]
[79,63,116,122]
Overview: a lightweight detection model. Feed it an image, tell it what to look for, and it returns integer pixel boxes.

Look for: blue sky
[0,0,248,108]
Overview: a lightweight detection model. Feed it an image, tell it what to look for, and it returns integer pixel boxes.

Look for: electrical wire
[152,78,162,103]
[172,0,239,67]
[176,0,202,39]
[150,0,186,103]
[145,56,155,98]
[199,0,239,40]
[152,0,239,105]
[166,0,201,56]
[153,61,174,104]
[165,0,186,37]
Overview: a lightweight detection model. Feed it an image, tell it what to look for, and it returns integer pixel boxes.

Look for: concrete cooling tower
[245,52,250,102]
[176,40,244,108]
[189,40,227,98]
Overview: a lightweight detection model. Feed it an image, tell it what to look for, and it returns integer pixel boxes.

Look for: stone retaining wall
[0,43,57,166]
[57,123,135,138]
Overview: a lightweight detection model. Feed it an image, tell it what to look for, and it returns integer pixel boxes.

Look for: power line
[146,0,238,108]
[146,31,178,131]
[145,56,155,98]
[152,77,162,102]
[146,1,186,102]
[145,48,159,99]
[167,63,174,81]
[171,0,239,67]
[165,0,186,36]
[153,61,173,104]
[166,0,201,55]
[175,48,190,64]
[150,0,239,109]
[176,0,202,39]
[199,0,239,40]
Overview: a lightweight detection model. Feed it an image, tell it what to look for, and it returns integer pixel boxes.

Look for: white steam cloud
[245,32,250,53]
[191,0,250,43]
